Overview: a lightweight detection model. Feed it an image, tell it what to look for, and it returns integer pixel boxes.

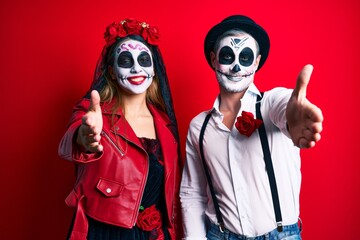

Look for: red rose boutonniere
[235,111,263,137]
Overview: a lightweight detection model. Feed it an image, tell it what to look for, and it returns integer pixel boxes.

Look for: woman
[58,18,182,240]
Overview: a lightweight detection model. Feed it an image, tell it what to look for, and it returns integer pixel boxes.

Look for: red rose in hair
[142,26,160,45]
[136,205,161,231]
[235,111,263,137]
[104,22,119,45]
[123,18,142,35]
[103,19,161,46]
[117,23,127,38]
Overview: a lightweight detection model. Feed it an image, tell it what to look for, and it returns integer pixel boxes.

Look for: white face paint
[113,39,154,94]
[212,32,260,93]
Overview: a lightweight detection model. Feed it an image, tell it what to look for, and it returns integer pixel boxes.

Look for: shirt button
[106,188,112,193]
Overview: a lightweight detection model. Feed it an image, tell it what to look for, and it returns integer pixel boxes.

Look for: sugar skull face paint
[113,39,154,94]
[212,31,261,93]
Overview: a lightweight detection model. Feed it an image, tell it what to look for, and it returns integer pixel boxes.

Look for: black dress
[70,138,170,240]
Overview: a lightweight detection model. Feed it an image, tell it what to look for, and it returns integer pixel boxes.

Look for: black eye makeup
[239,47,254,67]
[218,46,235,65]
[117,51,152,68]
[137,52,152,67]
[117,52,134,68]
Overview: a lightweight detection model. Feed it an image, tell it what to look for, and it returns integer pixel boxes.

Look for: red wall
[1,0,359,239]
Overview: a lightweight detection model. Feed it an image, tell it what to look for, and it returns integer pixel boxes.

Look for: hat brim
[204,17,270,72]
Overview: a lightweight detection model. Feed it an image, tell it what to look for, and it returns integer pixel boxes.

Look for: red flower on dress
[103,18,160,47]
[235,111,263,137]
[136,205,164,239]
[136,205,161,230]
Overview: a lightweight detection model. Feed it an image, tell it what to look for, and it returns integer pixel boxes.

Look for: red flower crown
[104,18,160,47]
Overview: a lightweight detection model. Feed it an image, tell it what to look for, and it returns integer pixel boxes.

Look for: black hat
[204,15,270,71]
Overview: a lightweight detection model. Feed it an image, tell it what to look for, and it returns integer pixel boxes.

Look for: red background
[1,0,359,239]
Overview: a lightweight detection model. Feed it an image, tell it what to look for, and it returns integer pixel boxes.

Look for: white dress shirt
[180,84,301,239]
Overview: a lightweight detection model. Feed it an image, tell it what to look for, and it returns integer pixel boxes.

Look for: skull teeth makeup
[216,70,255,82]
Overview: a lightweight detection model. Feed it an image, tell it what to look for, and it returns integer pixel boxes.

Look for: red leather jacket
[58,98,182,240]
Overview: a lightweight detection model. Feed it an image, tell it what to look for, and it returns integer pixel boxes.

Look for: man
[179,15,323,240]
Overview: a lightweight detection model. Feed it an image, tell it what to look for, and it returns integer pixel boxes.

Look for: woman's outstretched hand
[76,90,104,152]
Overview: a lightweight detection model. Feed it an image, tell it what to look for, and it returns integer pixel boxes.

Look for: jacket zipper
[171,162,176,224]
[102,130,149,226]
[124,137,149,226]
[101,131,124,156]
[107,130,149,226]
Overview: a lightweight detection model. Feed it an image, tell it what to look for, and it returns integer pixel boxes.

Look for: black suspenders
[199,108,225,231]
[198,93,283,233]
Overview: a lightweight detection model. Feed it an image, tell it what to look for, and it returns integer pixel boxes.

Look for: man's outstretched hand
[76,90,104,153]
[286,64,323,148]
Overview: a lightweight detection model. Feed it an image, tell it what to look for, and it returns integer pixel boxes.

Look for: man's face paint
[113,39,154,94]
[212,32,260,93]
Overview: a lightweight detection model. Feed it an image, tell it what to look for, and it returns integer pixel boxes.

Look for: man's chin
[219,82,248,93]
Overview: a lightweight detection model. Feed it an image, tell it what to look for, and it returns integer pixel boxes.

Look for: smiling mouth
[217,70,254,81]
[127,76,146,85]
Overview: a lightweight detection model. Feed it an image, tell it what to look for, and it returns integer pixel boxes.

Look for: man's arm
[180,124,209,240]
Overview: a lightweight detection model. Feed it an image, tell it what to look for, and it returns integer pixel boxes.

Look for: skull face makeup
[211,31,261,93]
[113,39,154,94]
